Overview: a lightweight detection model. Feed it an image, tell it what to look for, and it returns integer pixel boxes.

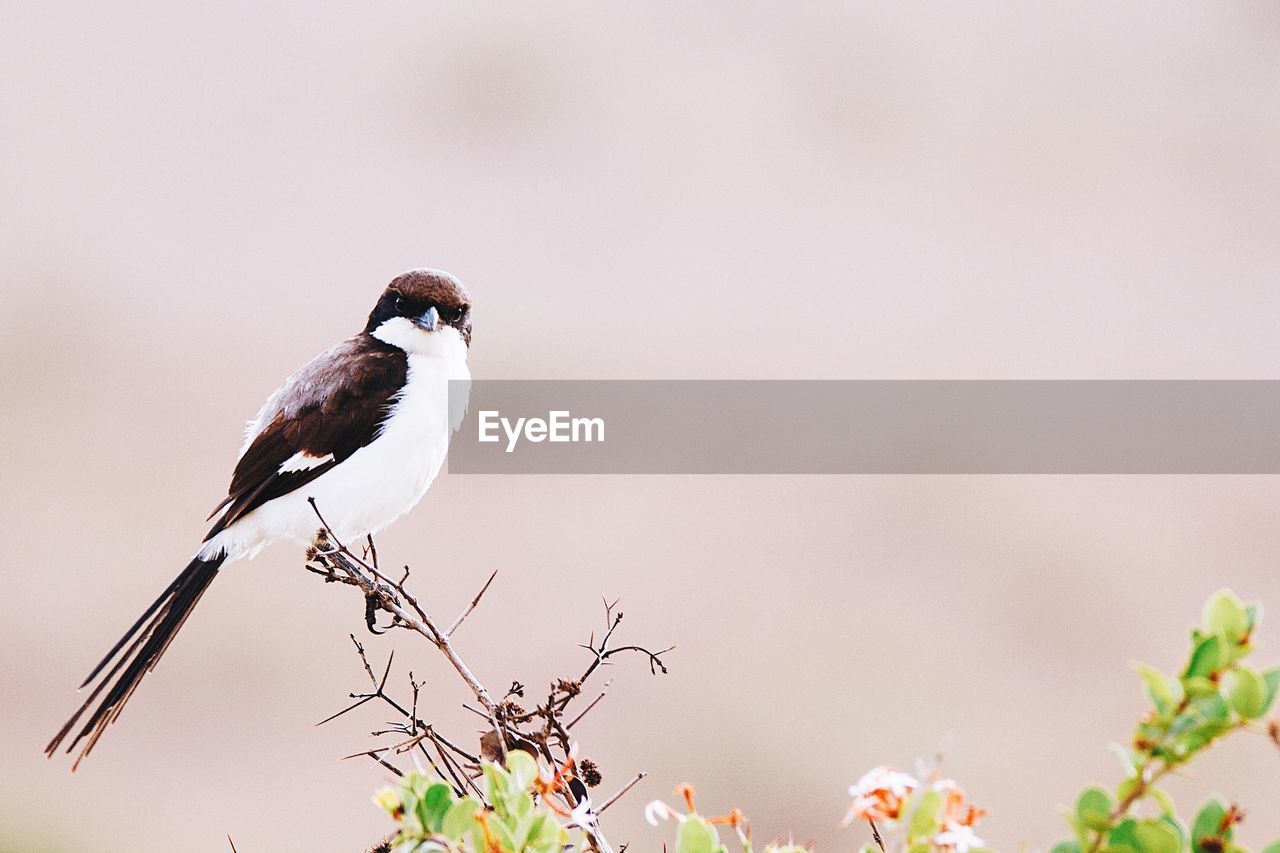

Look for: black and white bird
[47,269,472,767]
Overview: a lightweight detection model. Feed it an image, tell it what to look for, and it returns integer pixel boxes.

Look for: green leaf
[1262,666,1280,716]
[1148,787,1177,817]
[1192,800,1231,853]
[505,750,539,794]
[1109,818,1140,853]
[1203,590,1250,644]
[486,812,519,852]
[1053,842,1083,853]
[1189,692,1231,724]
[1183,676,1219,699]
[482,761,510,805]
[441,798,481,840]
[1115,777,1140,805]
[1158,815,1188,852]
[509,790,534,823]
[909,789,944,840]
[524,813,565,851]
[1133,820,1181,853]
[415,783,453,834]
[1259,843,1280,853]
[676,815,725,853]
[1185,634,1226,680]
[1224,664,1267,718]
[1134,664,1180,714]
[1078,787,1116,832]
[1062,807,1089,846]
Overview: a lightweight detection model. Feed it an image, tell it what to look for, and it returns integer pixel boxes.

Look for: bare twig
[868,818,887,853]
[445,569,498,638]
[597,771,647,814]
[343,748,404,778]
[461,703,490,721]
[567,685,611,730]
[578,602,673,684]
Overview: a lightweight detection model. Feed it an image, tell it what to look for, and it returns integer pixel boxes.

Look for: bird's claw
[364,593,388,635]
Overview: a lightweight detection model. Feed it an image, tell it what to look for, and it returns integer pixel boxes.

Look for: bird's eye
[442,305,467,323]
[393,295,406,313]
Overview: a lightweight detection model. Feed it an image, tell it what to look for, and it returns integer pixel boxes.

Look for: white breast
[200,329,470,561]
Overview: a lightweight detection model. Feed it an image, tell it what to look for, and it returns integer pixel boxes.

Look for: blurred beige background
[4,2,1280,850]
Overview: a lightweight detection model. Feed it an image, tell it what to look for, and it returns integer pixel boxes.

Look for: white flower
[935,821,984,853]
[849,766,920,799]
[644,799,686,825]
[843,766,921,823]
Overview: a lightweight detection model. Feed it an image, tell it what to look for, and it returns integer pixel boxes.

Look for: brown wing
[204,337,408,540]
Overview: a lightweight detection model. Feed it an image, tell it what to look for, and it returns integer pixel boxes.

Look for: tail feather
[46,555,224,769]
[76,559,207,689]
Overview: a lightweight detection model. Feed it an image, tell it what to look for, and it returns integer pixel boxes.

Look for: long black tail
[46,554,224,769]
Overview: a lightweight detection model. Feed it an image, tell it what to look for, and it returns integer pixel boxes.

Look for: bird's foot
[362,578,402,634]
[364,593,389,634]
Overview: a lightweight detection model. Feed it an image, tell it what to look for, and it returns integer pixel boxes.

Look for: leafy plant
[639,590,1277,853]
[1055,589,1280,853]
[371,588,1278,852]
[374,750,593,853]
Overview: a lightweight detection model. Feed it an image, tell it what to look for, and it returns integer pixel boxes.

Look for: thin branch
[567,686,611,730]
[868,819,887,853]
[577,603,673,685]
[341,748,404,778]
[580,644,674,678]
[315,639,400,727]
[461,703,490,721]
[597,771,646,814]
[430,730,480,764]
[446,569,498,638]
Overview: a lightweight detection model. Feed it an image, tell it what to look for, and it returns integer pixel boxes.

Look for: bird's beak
[416,306,440,331]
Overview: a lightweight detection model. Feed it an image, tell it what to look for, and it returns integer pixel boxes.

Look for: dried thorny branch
[303,502,673,852]
[579,598,675,682]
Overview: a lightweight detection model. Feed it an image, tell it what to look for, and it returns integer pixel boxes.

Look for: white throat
[371,317,469,359]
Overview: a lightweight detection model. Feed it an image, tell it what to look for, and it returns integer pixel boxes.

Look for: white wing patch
[278,451,336,473]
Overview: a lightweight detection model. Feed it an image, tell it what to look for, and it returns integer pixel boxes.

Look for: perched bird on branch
[47,269,473,768]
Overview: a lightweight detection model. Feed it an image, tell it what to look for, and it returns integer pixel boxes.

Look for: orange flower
[931,778,987,827]
[844,766,920,824]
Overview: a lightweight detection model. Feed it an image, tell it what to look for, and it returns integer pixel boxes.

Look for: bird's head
[366,269,472,354]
